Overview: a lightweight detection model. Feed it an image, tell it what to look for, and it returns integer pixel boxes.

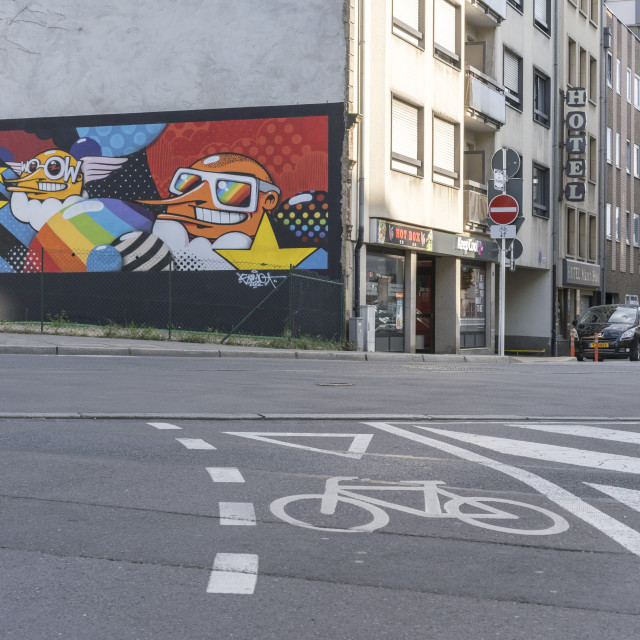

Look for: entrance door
[416,260,434,353]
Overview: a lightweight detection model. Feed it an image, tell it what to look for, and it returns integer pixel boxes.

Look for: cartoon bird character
[5,148,127,231]
[139,153,280,251]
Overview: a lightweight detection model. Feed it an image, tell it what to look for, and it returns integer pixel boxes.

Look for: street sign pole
[499,238,505,357]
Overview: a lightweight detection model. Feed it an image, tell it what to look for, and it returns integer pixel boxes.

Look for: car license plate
[589,342,609,348]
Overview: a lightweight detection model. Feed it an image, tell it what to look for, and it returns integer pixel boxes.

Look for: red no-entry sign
[488,194,519,225]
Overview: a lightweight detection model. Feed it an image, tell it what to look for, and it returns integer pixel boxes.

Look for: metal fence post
[288,265,293,338]
[168,259,173,340]
[40,247,44,333]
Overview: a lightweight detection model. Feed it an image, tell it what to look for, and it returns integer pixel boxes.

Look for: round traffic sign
[488,194,519,225]
[506,238,524,260]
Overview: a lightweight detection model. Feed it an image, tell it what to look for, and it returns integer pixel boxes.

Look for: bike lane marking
[175,438,216,450]
[219,502,257,526]
[206,553,259,594]
[504,422,640,444]
[586,484,640,513]
[362,422,640,558]
[224,432,374,459]
[206,467,245,483]
[419,427,640,474]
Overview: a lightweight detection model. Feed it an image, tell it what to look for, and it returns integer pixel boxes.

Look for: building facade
[603,2,640,306]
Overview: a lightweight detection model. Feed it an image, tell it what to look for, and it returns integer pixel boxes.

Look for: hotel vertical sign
[564,88,587,202]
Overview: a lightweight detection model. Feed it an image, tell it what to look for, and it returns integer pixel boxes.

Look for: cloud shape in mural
[76,124,166,157]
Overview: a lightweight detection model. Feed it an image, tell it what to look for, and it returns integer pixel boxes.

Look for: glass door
[416,260,434,353]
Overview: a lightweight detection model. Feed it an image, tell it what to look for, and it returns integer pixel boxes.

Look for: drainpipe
[551,0,559,356]
[354,0,366,317]
[601,15,611,304]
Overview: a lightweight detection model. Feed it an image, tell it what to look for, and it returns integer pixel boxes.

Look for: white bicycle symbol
[270,476,570,535]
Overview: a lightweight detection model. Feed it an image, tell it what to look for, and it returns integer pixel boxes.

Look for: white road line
[219,502,257,526]
[586,483,640,513]
[224,432,373,459]
[206,467,245,483]
[363,421,640,558]
[175,438,216,450]
[148,422,182,430]
[206,553,258,594]
[506,422,640,444]
[419,427,640,475]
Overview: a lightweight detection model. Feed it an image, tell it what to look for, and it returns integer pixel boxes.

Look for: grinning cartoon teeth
[139,152,280,242]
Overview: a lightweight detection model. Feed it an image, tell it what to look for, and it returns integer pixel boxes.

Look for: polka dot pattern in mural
[76,124,166,157]
[274,191,329,246]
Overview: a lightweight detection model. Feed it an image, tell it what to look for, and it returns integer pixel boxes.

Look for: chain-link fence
[0,249,345,343]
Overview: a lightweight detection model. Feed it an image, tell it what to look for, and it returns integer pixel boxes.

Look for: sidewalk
[0,330,574,363]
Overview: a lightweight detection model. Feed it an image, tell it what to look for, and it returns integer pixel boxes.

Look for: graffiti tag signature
[237,270,287,289]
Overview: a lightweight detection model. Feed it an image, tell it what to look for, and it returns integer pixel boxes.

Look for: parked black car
[573,304,640,361]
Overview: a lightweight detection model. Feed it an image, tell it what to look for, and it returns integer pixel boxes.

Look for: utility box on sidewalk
[362,304,376,352]
[348,316,364,351]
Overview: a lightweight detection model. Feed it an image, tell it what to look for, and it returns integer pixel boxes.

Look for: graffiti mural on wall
[0,106,341,275]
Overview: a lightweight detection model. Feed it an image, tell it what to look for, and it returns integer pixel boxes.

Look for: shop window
[460,262,486,348]
[366,253,405,352]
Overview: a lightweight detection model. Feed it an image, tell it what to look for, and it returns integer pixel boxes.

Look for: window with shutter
[393,0,423,47]
[433,116,458,186]
[503,49,522,109]
[391,98,422,176]
[534,0,550,34]
[434,0,459,68]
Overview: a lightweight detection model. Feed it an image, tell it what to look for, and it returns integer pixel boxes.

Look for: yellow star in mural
[216,214,317,270]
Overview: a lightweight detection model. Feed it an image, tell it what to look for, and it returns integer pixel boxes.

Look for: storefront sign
[370,219,499,262]
[562,259,600,288]
[372,219,433,250]
[563,87,586,202]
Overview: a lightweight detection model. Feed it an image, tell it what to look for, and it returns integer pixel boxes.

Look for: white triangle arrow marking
[223,432,373,459]
[419,427,640,475]
[586,483,640,513]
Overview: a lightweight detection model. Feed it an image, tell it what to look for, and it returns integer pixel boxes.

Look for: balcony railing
[464,180,489,229]
[466,0,507,26]
[464,65,506,131]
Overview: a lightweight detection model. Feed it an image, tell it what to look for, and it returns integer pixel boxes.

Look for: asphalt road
[1,353,640,638]
[0,352,636,417]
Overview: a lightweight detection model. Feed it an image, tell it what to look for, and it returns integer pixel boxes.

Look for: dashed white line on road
[175,438,216,450]
[206,553,258,594]
[206,467,245,483]
[219,502,257,526]
[148,422,182,430]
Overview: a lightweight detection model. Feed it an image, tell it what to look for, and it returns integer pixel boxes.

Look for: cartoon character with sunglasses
[140,153,280,250]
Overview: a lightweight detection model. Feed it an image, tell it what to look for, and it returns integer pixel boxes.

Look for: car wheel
[576,353,584,362]
[630,339,640,361]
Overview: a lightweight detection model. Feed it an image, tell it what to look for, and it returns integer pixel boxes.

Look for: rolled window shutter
[534,0,548,27]
[503,50,520,94]
[394,0,420,31]
[434,0,456,54]
[392,99,419,160]
[433,117,455,173]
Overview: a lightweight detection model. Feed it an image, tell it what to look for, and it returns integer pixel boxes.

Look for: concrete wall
[0,0,347,119]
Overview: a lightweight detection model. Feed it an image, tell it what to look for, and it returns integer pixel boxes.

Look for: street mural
[0,113,334,274]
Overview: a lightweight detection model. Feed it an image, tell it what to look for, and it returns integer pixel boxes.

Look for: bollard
[594,334,599,362]
[570,334,575,358]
